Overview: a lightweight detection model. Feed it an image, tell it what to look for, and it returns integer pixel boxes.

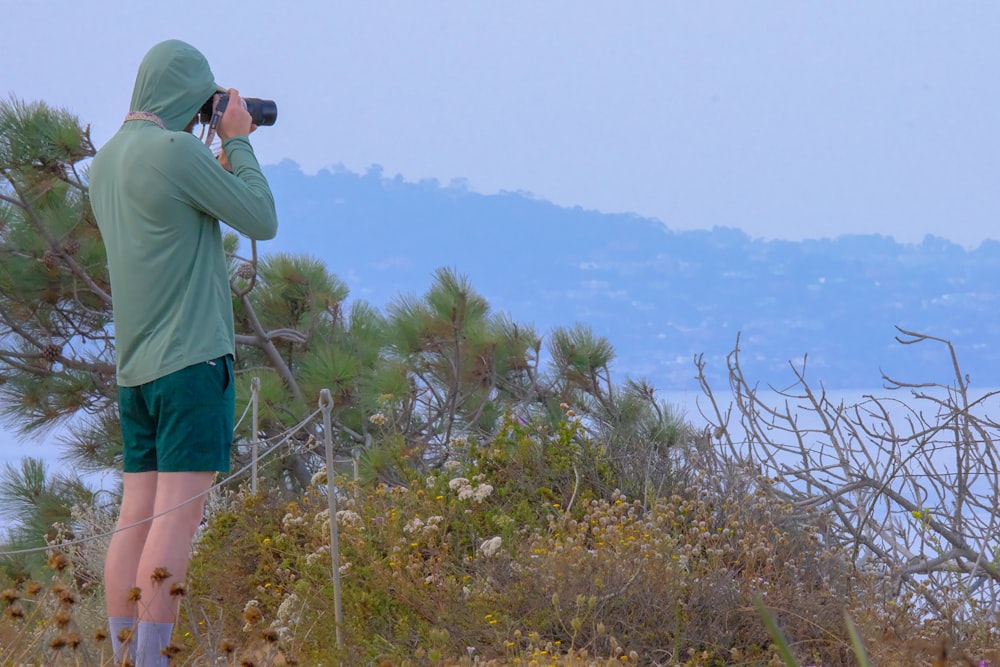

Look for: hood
[129,40,224,131]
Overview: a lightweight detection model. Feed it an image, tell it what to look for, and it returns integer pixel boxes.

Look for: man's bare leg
[106,472,158,614]
[133,471,215,666]
[105,471,157,659]
[135,471,216,621]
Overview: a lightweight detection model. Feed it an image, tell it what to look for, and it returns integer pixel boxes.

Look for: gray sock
[136,621,173,667]
[108,616,135,661]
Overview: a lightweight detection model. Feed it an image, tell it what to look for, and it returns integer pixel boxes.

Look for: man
[89,39,278,665]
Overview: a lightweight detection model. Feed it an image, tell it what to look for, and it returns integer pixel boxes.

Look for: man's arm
[175,134,279,241]
[174,89,278,240]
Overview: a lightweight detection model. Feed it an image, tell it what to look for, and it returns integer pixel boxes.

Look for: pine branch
[3,173,112,306]
[237,292,303,401]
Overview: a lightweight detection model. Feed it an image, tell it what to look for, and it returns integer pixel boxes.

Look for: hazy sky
[6,2,1000,248]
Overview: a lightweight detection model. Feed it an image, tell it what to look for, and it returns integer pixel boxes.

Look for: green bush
[184,412,865,665]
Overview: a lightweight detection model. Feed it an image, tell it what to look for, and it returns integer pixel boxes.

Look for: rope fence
[0,378,348,647]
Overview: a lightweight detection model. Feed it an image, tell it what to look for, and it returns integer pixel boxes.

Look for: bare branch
[698,329,1000,622]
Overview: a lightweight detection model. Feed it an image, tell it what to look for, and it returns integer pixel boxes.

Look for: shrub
[185,412,867,665]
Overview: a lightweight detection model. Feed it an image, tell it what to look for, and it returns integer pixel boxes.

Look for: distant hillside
[260,161,1000,393]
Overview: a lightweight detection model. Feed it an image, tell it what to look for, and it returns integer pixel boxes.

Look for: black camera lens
[198,94,278,127]
[245,98,277,127]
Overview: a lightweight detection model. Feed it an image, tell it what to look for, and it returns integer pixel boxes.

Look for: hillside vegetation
[262,162,1000,391]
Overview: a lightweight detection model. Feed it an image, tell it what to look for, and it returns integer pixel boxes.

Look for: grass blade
[844,611,872,667]
[753,593,799,667]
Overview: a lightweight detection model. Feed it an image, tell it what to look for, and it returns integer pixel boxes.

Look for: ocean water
[6,385,998,477]
[3,385,998,534]
[664,384,1000,434]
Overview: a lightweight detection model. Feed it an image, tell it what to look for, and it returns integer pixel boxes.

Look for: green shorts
[118,355,235,473]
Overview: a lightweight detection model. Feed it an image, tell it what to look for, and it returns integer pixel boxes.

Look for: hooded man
[89,39,278,665]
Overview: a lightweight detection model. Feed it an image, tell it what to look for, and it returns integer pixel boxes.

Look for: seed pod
[47,551,68,571]
[236,263,256,280]
[150,567,172,584]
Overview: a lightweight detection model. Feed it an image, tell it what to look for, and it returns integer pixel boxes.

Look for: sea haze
[260,161,1000,395]
[6,161,998,496]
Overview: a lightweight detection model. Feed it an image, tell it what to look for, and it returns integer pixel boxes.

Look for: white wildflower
[310,468,328,486]
[448,477,470,491]
[337,509,362,528]
[472,484,494,503]
[403,517,425,534]
[276,593,301,625]
[443,460,462,472]
[479,536,503,558]
[369,412,387,425]
[306,545,330,565]
[458,486,475,501]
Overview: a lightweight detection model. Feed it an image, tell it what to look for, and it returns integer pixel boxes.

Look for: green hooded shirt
[90,40,277,387]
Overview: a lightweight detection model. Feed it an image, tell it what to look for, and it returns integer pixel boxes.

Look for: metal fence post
[251,376,261,495]
[320,388,345,649]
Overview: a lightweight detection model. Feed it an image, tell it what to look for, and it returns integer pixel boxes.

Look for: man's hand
[216,88,258,171]
[216,88,253,141]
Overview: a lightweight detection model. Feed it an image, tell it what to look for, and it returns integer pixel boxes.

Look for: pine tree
[0,95,694,539]
[0,98,115,466]
[0,457,94,578]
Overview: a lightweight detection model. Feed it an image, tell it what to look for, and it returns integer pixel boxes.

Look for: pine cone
[41,344,61,363]
[236,263,255,280]
[63,238,81,256]
[42,250,59,270]
[41,288,60,305]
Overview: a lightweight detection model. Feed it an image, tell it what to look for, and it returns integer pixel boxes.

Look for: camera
[199,93,278,127]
